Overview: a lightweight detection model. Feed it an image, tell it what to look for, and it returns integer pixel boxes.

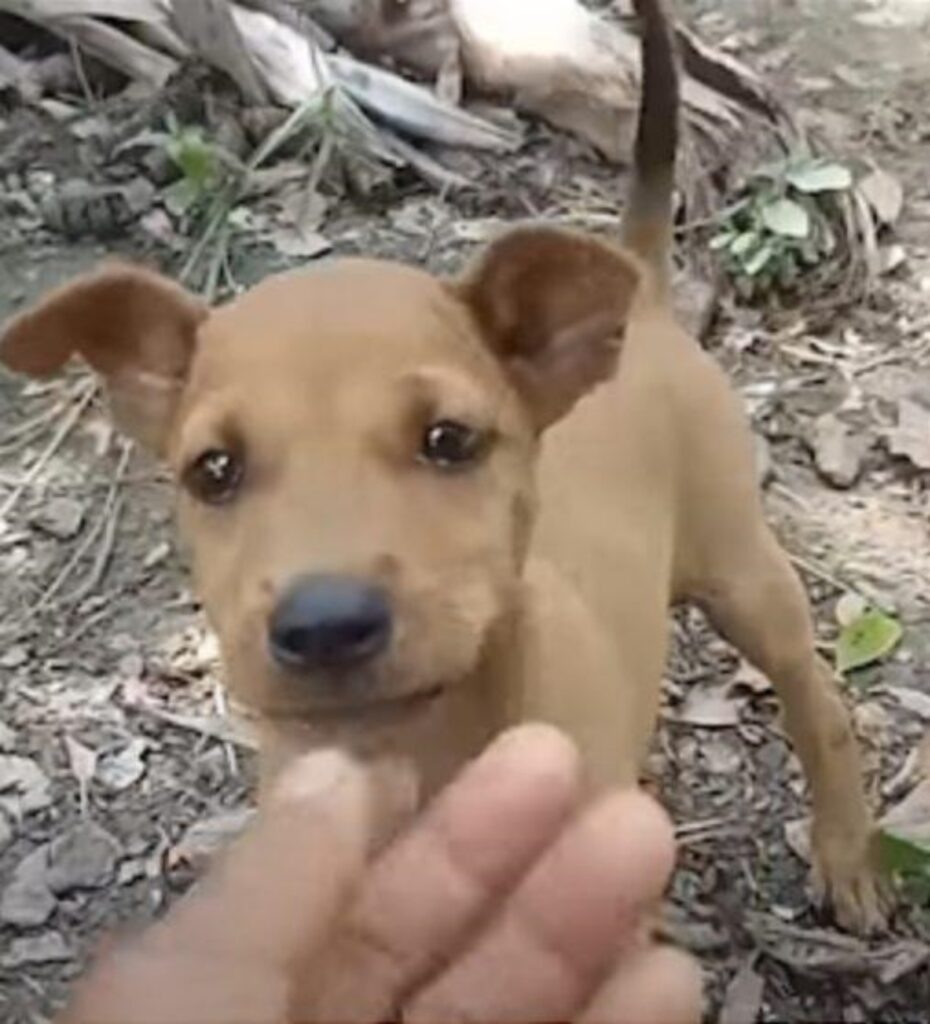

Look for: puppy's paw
[813,830,891,934]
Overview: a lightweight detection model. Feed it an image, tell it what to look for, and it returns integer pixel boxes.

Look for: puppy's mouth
[266,683,447,723]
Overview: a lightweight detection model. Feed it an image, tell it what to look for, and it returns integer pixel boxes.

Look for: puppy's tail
[620,0,679,291]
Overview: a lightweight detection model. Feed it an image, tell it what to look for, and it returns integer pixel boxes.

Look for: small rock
[757,741,786,774]
[46,822,122,894]
[0,645,28,670]
[0,718,18,750]
[0,755,52,817]
[2,932,72,967]
[33,496,84,540]
[122,176,157,215]
[140,147,177,187]
[887,398,930,471]
[813,414,865,488]
[1,846,56,927]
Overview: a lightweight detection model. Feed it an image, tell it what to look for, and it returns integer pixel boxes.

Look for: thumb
[61,749,413,1024]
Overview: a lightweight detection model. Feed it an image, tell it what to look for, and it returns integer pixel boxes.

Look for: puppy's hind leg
[696,526,886,933]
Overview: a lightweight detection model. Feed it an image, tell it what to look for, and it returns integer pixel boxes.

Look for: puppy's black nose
[269,575,392,672]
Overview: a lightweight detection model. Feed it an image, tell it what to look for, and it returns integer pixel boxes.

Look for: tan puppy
[0,0,883,930]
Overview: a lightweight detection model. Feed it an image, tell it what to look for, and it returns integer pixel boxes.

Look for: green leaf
[879,830,930,877]
[760,198,810,239]
[743,242,775,277]
[786,161,853,194]
[166,128,218,190]
[729,231,759,257]
[835,608,903,674]
[709,230,735,251]
[162,178,200,217]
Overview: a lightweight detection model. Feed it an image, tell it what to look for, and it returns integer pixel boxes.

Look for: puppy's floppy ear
[0,263,207,455]
[454,226,642,429]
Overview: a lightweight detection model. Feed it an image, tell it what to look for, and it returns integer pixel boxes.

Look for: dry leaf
[784,817,811,864]
[881,777,930,845]
[883,731,930,798]
[97,739,148,793]
[64,737,97,816]
[751,912,928,981]
[887,399,930,470]
[857,168,904,226]
[719,957,765,1024]
[269,226,332,259]
[676,686,743,728]
[0,756,52,819]
[888,687,930,721]
[852,700,891,746]
[701,737,742,775]
[880,244,907,275]
[169,808,255,870]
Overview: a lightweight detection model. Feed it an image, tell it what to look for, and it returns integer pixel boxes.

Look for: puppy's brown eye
[420,420,484,469]
[184,449,243,504]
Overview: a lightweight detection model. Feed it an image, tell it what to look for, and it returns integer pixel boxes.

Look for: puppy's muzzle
[269,574,392,673]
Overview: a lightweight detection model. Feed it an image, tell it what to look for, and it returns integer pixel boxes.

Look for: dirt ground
[1,1,929,1021]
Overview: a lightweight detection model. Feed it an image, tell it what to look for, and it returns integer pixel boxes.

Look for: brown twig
[68,35,96,106]
[128,701,260,752]
[0,384,84,454]
[212,682,240,776]
[67,494,123,607]
[30,441,132,614]
[0,379,97,521]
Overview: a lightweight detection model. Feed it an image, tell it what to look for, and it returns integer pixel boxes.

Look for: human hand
[60,725,701,1024]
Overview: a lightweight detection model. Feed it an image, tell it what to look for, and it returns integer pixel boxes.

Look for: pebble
[46,822,122,894]
[0,645,29,671]
[813,413,865,489]
[1,847,56,927]
[2,932,72,968]
[32,496,84,540]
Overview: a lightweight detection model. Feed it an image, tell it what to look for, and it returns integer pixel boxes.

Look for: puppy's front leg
[508,562,666,792]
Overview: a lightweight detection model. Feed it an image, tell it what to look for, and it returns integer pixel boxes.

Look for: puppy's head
[0,228,640,724]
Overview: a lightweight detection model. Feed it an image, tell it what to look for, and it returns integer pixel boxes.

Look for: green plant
[879,831,930,904]
[833,594,903,677]
[711,156,853,300]
[161,113,228,216]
